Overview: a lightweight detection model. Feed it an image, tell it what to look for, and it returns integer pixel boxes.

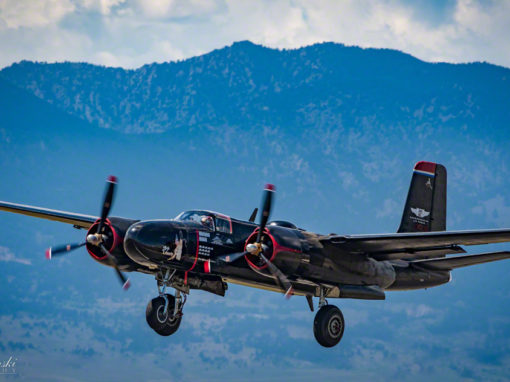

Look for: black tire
[313,305,345,348]
[146,295,182,336]
[154,313,181,336]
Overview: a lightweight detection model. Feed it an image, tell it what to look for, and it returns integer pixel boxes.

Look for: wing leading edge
[0,200,97,229]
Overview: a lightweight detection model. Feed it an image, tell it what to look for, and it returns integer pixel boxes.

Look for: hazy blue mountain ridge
[1,41,509,138]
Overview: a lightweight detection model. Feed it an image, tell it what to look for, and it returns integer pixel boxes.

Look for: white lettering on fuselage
[162,239,183,261]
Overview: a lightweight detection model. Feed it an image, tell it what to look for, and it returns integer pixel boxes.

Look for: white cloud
[0,246,32,265]
[135,0,219,19]
[0,0,75,29]
[81,0,126,16]
[1,0,510,69]
[471,195,510,227]
[376,199,400,219]
[338,171,358,190]
[286,324,311,340]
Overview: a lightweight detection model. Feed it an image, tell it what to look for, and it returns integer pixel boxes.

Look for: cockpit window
[216,217,232,234]
[176,210,232,234]
[176,211,205,224]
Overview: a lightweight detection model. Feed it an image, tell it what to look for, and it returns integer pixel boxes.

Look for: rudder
[398,161,447,233]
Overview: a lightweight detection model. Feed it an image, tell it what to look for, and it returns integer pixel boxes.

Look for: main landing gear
[312,287,345,348]
[146,270,186,336]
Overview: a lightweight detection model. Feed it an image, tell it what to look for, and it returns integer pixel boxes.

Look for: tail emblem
[411,208,430,218]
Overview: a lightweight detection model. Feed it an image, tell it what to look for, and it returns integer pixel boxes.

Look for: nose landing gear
[146,270,186,336]
[146,294,182,336]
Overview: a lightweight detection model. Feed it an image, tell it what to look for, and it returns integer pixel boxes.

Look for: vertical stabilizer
[398,161,447,233]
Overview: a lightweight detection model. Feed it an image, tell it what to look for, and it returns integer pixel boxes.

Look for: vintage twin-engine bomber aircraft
[1,161,510,347]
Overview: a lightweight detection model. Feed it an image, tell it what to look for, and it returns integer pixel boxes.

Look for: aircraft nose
[123,221,151,265]
[123,220,186,266]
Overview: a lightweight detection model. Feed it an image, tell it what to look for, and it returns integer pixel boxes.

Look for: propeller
[220,184,293,298]
[99,243,131,290]
[45,175,130,290]
[260,252,294,298]
[252,184,293,298]
[45,242,86,259]
[96,176,116,236]
[256,184,274,243]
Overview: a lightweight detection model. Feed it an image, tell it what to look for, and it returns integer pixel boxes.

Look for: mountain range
[1,40,509,137]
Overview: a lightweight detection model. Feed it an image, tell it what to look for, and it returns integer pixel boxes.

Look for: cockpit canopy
[175,210,232,234]
[268,220,298,229]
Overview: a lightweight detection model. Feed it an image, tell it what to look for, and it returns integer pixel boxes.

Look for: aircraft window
[177,211,216,230]
[201,216,215,231]
[216,217,232,234]
[177,211,199,222]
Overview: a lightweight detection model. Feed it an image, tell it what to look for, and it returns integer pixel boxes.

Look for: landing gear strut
[312,287,345,347]
[146,270,186,336]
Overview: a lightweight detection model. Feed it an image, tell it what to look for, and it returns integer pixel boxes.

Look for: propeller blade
[256,184,275,242]
[99,244,130,290]
[217,251,249,263]
[45,242,86,259]
[97,175,117,235]
[248,208,258,223]
[250,184,291,298]
[260,252,294,299]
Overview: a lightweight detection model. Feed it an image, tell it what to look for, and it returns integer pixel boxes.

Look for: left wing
[0,200,97,229]
[321,229,510,261]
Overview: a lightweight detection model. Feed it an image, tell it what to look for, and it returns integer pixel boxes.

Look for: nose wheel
[313,304,345,347]
[146,294,183,336]
[146,270,187,336]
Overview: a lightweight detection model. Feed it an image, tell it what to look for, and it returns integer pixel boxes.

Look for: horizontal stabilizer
[411,251,510,270]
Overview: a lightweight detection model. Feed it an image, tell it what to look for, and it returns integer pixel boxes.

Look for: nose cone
[124,220,184,267]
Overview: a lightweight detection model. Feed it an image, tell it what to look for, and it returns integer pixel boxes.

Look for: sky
[1,0,510,69]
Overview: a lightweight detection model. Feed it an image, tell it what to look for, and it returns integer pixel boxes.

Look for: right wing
[321,228,510,261]
[0,200,97,229]
[411,251,510,270]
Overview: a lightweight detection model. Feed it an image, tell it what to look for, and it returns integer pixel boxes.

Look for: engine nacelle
[86,218,122,261]
[244,225,304,275]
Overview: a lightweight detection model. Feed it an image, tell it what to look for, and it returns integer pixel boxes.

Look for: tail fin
[398,161,447,233]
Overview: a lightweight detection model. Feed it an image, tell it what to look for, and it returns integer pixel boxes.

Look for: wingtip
[123,279,131,290]
[284,287,294,299]
[108,175,118,183]
[264,184,275,191]
[45,248,52,260]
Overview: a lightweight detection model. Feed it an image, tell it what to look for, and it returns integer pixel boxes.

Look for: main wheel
[313,305,345,347]
[146,295,182,336]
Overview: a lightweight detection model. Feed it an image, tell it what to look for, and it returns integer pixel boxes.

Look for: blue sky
[0,0,510,69]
